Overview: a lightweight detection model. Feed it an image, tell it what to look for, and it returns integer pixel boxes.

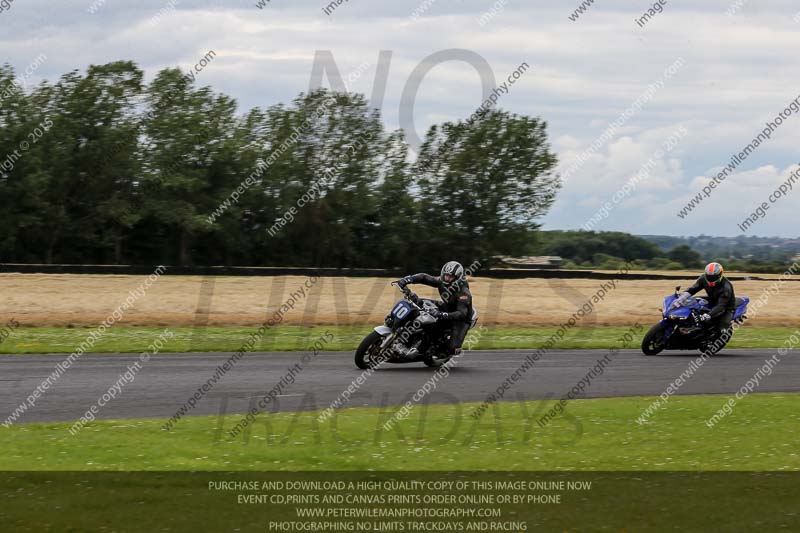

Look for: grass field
[1,393,798,470]
[0,325,797,354]
[2,272,799,328]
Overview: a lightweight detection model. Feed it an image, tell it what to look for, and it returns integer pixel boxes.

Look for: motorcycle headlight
[668,314,686,320]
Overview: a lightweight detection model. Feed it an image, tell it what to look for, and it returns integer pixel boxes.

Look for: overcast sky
[3,0,800,237]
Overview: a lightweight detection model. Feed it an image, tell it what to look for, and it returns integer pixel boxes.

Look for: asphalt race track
[1,349,797,424]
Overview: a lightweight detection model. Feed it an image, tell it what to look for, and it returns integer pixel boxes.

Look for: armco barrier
[0,263,775,281]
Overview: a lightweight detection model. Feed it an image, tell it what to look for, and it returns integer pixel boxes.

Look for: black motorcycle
[354,283,478,370]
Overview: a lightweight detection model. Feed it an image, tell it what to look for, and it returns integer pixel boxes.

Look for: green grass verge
[0,325,795,354]
[2,393,799,471]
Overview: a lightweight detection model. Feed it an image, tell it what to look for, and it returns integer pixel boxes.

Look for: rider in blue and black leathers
[396,261,473,355]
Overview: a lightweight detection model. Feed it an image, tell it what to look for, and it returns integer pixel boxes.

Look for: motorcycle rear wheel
[354,331,385,370]
[642,322,668,356]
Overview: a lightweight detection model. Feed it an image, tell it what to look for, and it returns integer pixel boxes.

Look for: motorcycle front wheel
[641,322,669,356]
[354,331,385,370]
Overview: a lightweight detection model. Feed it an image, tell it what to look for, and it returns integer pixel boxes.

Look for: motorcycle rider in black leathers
[396,261,474,356]
[674,262,736,338]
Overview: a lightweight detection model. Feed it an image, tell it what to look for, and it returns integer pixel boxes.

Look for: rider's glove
[396,276,413,288]
[699,313,711,322]
[430,309,448,320]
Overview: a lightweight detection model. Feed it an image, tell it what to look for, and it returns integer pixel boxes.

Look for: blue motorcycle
[641,285,749,356]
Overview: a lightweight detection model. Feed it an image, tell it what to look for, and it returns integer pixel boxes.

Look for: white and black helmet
[440,261,465,286]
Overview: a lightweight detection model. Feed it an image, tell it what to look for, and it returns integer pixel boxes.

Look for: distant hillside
[639,235,800,262]
[535,231,799,273]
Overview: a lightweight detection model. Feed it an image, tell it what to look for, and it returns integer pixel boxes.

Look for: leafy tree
[252,90,390,267]
[75,61,144,262]
[667,244,702,269]
[0,64,38,262]
[3,62,143,263]
[538,231,662,264]
[367,130,419,269]
[414,110,560,268]
[140,68,239,265]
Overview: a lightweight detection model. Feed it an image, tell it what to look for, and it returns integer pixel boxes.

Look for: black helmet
[440,261,465,286]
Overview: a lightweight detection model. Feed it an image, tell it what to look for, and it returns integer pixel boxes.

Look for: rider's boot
[396,339,422,360]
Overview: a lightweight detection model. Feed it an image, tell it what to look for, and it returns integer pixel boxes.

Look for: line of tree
[0,61,561,269]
